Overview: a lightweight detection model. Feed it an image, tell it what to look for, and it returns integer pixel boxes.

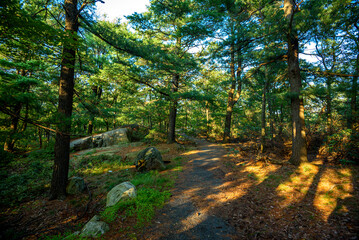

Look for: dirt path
[143,139,236,239]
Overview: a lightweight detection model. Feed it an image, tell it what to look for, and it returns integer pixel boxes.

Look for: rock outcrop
[106,181,137,207]
[70,128,130,151]
[135,147,166,172]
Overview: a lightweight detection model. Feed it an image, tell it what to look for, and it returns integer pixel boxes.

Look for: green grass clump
[101,187,170,227]
[101,171,173,227]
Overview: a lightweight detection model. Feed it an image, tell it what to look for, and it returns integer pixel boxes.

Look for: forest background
[0,0,358,200]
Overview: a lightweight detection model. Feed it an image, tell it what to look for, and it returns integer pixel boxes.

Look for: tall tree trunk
[38,127,43,149]
[326,77,333,134]
[284,0,308,165]
[268,90,275,139]
[349,53,358,131]
[260,78,268,154]
[278,104,284,137]
[223,42,242,143]
[87,86,102,135]
[50,0,78,200]
[167,74,179,143]
[88,119,94,135]
[4,102,22,152]
[206,102,210,137]
[4,69,27,152]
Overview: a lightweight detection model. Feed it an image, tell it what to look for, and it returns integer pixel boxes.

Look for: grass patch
[101,171,173,228]
[2,142,187,240]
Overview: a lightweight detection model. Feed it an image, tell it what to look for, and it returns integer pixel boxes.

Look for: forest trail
[143,138,236,239]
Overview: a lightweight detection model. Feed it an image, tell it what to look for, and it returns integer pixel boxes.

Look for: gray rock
[135,147,166,172]
[66,177,86,195]
[70,128,130,151]
[70,136,93,152]
[106,181,137,207]
[80,215,109,237]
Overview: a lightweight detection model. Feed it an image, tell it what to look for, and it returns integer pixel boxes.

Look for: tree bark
[284,0,308,165]
[38,127,43,149]
[260,78,268,153]
[326,77,333,134]
[349,53,358,131]
[4,102,22,152]
[268,89,275,139]
[50,0,78,200]
[167,74,179,143]
[223,42,242,143]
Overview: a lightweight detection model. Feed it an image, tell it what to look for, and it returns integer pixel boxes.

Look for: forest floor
[141,137,359,239]
[1,137,358,240]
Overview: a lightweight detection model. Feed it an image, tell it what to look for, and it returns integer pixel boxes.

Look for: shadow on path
[143,139,236,240]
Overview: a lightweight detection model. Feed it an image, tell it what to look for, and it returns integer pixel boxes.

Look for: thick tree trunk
[167,74,179,143]
[285,0,308,165]
[287,34,308,164]
[50,0,78,200]
[223,45,237,143]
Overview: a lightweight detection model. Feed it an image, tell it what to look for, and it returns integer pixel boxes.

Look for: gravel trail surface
[144,139,236,240]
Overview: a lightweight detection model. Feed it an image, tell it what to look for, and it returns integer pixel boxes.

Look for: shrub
[323,129,359,164]
[0,148,14,165]
[0,148,54,206]
[144,129,167,143]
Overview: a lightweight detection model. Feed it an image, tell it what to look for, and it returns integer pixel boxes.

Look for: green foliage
[131,171,174,189]
[144,129,167,143]
[0,148,14,165]
[102,187,170,227]
[324,130,359,164]
[102,171,172,227]
[0,148,54,206]
[71,153,123,176]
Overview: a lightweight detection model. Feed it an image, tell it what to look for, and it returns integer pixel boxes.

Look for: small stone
[80,215,109,237]
[106,181,137,207]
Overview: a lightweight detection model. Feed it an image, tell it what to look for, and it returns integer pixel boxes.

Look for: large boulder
[70,136,93,152]
[80,215,109,237]
[135,147,166,172]
[106,181,137,207]
[70,128,130,151]
[66,176,86,195]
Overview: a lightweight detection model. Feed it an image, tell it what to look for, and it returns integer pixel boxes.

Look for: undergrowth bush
[0,148,54,207]
[0,148,14,166]
[144,129,167,143]
[76,154,121,169]
[322,129,359,164]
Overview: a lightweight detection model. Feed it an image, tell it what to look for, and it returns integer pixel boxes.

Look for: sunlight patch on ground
[242,162,281,183]
[81,164,134,175]
[182,150,205,156]
[276,163,319,207]
[314,168,353,221]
